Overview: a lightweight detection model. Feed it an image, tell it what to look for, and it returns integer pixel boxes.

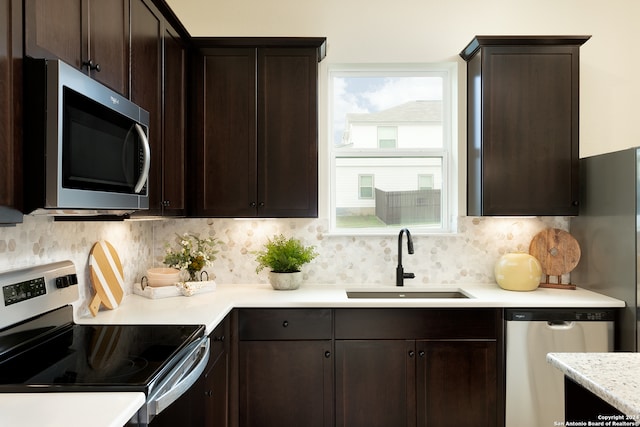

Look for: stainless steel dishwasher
[505,309,615,427]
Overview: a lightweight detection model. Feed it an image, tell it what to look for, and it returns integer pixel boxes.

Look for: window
[418,174,434,190]
[377,126,397,148]
[359,174,374,199]
[329,64,455,233]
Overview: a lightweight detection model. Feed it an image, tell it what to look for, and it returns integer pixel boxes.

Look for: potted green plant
[254,234,318,290]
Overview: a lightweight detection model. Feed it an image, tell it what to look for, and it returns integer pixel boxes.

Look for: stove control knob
[55,274,78,289]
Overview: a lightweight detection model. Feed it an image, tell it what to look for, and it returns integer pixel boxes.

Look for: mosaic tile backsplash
[0,215,569,318]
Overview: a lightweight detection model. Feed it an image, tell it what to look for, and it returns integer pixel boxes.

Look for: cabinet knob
[258,202,265,207]
[408,350,415,358]
[204,390,213,397]
[82,60,101,72]
[282,320,289,327]
[162,200,171,207]
[250,202,257,208]
[213,335,225,342]
[324,351,331,358]
[418,350,425,358]
[572,200,579,207]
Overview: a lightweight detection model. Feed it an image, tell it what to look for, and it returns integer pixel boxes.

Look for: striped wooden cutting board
[88,241,124,317]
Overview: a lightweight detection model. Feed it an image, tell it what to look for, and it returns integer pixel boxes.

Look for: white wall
[167,0,640,222]
[168,0,639,158]
[0,2,615,314]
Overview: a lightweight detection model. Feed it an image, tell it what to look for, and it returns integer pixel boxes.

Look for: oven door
[129,336,210,426]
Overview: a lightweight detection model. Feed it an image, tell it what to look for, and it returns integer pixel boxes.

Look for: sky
[331,74,443,146]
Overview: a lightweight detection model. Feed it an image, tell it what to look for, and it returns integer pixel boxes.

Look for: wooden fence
[374,188,441,225]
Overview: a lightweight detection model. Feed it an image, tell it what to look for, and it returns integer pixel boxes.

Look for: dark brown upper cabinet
[460,36,590,216]
[190,38,326,218]
[0,0,23,224]
[24,0,130,96]
[129,0,187,217]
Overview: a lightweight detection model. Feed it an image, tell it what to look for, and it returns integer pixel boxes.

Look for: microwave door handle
[134,123,151,194]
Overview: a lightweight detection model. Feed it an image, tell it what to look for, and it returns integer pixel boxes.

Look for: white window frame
[418,174,435,190]
[377,126,397,148]
[328,63,456,235]
[358,174,375,199]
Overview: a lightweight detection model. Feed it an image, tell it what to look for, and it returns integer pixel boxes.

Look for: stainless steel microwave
[23,58,150,216]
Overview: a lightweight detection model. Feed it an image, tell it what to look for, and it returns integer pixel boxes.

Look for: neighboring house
[335,100,443,223]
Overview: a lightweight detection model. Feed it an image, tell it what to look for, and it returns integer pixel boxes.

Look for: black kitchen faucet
[396,228,415,286]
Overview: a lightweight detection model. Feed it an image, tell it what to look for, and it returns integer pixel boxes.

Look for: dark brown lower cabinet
[417,340,497,427]
[201,336,230,426]
[236,308,333,427]
[150,316,229,427]
[238,340,333,427]
[335,340,416,426]
[564,377,624,423]
[335,339,497,427]
[335,308,501,427]
[235,308,502,427]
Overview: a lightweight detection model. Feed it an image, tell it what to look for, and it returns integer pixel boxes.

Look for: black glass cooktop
[0,316,204,394]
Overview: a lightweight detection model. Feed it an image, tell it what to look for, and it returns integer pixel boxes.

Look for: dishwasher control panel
[506,309,617,322]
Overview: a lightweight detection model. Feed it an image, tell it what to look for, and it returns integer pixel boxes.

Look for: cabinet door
[24,0,129,95]
[86,0,128,94]
[467,42,583,216]
[193,48,257,217]
[24,0,82,67]
[203,346,229,427]
[0,0,22,223]
[417,340,498,427]
[239,340,333,427]
[130,0,161,212]
[335,340,416,427]
[258,48,318,217]
[159,25,186,216]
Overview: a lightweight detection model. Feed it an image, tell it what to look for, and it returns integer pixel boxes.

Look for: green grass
[336,215,387,228]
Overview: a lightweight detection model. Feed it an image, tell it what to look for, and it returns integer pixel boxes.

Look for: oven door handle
[148,336,210,417]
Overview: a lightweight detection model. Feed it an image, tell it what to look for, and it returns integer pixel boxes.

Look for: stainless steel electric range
[0,261,209,426]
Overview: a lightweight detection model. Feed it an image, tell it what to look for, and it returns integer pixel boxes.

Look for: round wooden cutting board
[529,228,581,277]
[88,241,124,316]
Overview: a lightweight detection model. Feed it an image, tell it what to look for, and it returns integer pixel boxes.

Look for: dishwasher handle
[546,320,575,330]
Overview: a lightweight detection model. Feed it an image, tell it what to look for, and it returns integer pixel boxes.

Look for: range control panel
[3,277,47,306]
[0,261,79,330]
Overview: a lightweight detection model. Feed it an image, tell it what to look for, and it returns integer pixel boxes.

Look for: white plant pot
[268,271,303,290]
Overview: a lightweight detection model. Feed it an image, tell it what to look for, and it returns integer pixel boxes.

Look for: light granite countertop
[547,352,640,423]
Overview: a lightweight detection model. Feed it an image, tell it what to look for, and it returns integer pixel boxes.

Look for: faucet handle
[404,272,415,280]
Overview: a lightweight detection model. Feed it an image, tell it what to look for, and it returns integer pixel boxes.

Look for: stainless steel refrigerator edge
[571,148,638,352]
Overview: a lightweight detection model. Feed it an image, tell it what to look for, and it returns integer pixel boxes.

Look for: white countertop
[79,282,625,334]
[3,282,625,427]
[0,392,145,427]
[547,352,640,424]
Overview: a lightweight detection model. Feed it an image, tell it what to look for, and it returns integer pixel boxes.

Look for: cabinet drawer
[238,308,332,340]
[335,308,499,340]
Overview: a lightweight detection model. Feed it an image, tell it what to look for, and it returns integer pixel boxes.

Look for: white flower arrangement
[163,233,219,281]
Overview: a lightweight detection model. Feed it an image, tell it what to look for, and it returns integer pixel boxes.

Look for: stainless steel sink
[346,290,470,299]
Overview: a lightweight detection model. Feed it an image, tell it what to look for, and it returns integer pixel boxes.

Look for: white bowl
[146,267,181,287]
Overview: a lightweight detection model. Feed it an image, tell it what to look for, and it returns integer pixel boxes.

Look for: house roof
[346,100,442,124]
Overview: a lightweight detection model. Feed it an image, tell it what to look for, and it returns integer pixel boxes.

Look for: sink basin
[346,290,470,299]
